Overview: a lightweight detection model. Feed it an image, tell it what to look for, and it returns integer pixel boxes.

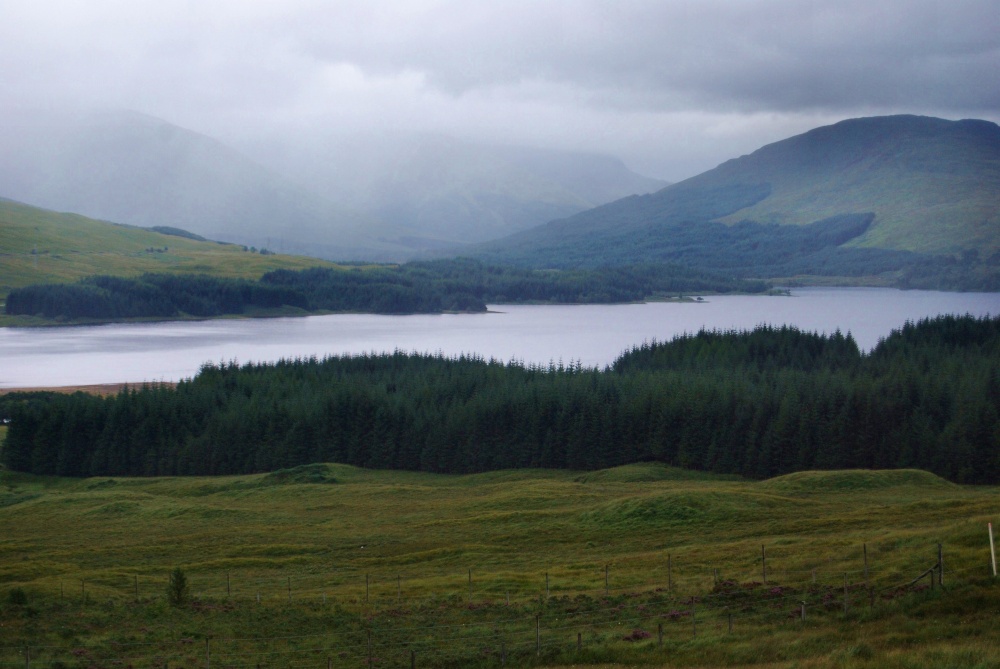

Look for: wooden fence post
[863,544,869,588]
[990,523,998,577]
[536,614,541,656]
[843,574,849,615]
[761,545,767,584]
[938,543,944,586]
[657,622,663,648]
[605,564,609,595]
[668,554,672,592]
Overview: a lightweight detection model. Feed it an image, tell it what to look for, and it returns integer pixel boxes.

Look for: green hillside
[475,116,1000,288]
[1,464,997,668]
[0,198,340,303]
[702,115,1000,254]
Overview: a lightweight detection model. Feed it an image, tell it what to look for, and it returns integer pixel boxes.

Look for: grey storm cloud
[293,0,1000,111]
[1,0,997,180]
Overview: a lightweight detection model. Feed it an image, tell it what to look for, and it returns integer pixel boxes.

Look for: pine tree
[167,567,190,607]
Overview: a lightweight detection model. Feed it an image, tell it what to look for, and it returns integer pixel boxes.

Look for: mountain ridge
[0,108,666,262]
[473,115,1000,287]
[240,131,667,247]
[701,115,1000,253]
[0,109,397,257]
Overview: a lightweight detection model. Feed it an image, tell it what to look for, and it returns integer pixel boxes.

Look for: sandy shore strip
[0,382,177,396]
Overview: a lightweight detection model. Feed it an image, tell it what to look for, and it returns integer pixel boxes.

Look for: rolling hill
[474,115,1000,288]
[0,198,341,304]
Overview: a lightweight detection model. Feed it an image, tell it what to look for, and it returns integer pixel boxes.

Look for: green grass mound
[579,490,791,531]
[759,468,954,493]
[260,464,338,485]
[451,469,569,485]
[574,462,739,484]
[581,494,711,528]
[0,490,41,508]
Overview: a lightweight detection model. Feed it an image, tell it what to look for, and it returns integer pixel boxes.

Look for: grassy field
[0,199,343,310]
[1,462,998,668]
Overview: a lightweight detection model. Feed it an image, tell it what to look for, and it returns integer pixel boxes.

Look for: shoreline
[0,382,176,396]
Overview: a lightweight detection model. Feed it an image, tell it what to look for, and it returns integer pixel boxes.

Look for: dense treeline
[263,259,764,309]
[3,260,767,320]
[3,274,309,320]
[3,315,997,483]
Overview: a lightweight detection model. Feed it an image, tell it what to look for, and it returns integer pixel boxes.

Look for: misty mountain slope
[475,116,1000,286]
[244,133,667,246]
[0,110,395,258]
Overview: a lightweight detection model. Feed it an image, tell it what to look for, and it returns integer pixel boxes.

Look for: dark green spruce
[2,315,997,483]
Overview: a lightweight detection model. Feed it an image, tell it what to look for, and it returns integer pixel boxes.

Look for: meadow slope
[0,198,342,306]
[1,464,998,668]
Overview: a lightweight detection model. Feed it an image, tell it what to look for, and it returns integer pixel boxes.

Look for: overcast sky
[2,0,998,181]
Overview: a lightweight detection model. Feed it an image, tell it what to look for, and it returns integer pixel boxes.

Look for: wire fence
[2,540,996,668]
[25,540,966,605]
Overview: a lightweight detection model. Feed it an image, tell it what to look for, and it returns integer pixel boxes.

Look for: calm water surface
[2,287,998,388]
